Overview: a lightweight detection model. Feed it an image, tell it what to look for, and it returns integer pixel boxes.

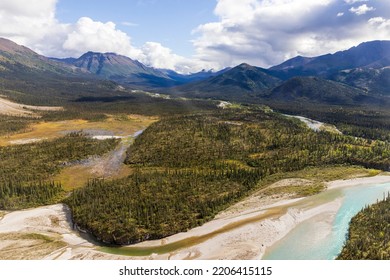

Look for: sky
[0,0,390,73]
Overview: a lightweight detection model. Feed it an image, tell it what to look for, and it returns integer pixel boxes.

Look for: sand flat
[1,175,390,260]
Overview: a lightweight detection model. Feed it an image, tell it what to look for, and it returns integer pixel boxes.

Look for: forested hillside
[66,109,390,245]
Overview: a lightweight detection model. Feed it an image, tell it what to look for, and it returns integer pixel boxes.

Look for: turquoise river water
[263,182,390,259]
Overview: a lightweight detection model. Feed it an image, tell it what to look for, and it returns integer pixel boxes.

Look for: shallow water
[263,182,390,259]
[97,186,341,257]
[97,181,390,259]
[99,207,286,257]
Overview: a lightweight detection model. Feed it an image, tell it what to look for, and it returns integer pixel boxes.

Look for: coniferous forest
[338,194,390,260]
[0,133,119,209]
[65,108,390,245]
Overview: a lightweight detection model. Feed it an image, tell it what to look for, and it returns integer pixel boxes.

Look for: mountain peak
[172,61,282,101]
[54,50,182,87]
[229,63,266,74]
[236,63,253,69]
[79,51,120,59]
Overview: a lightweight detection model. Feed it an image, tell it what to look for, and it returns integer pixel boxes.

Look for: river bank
[263,175,390,259]
[1,175,390,260]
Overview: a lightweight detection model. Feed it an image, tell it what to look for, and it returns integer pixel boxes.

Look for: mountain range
[171,40,390,103]
[53,51,227,88]
[0,37,389,106]
[270,41,390,77]
[168,63,282,101]
[53,51,179,88]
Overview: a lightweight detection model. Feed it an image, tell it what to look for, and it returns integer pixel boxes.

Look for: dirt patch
[55,131,142,191]
[89,138,133,178]
[0,97,63,117]
[259,178,324,198]
[267,178,313,189]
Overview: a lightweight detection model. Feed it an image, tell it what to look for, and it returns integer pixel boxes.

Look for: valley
[1,37,390,260]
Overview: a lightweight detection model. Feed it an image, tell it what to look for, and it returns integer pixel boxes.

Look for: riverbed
[1,176,390,259]
[263,179,390,259]
[99,175,390,259]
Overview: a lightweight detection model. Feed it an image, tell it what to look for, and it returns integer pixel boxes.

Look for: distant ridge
[54,51,178,88]
[1,36,389,104]
[268,76,380,105]
[54,51,227,88]
[170,63,282,101]
[270,41,390,79]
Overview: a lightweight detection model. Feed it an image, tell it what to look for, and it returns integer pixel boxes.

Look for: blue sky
[0,0,389,73]
[56,0,217,57]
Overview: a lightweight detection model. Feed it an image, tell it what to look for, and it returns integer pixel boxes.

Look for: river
[263,181,390,259]
[97,178,390,260]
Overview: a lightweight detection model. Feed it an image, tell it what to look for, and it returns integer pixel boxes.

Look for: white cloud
[192,0,390,69]
[193,0,340,68]
[214,0,260,23]
[0,0,389,73]
[0,0,207,73]
[368,17,390,29]
[140,42,179,69]
[344,0,368,4]
[349,4,375,15]
[121,21,139,27]
[139,42,217,73]
[0,0,56,18]
[0,0,59,46]
[59,18,211,73]
[61,19,210,73]
[62,17,142,59]
[344,0,369,5]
